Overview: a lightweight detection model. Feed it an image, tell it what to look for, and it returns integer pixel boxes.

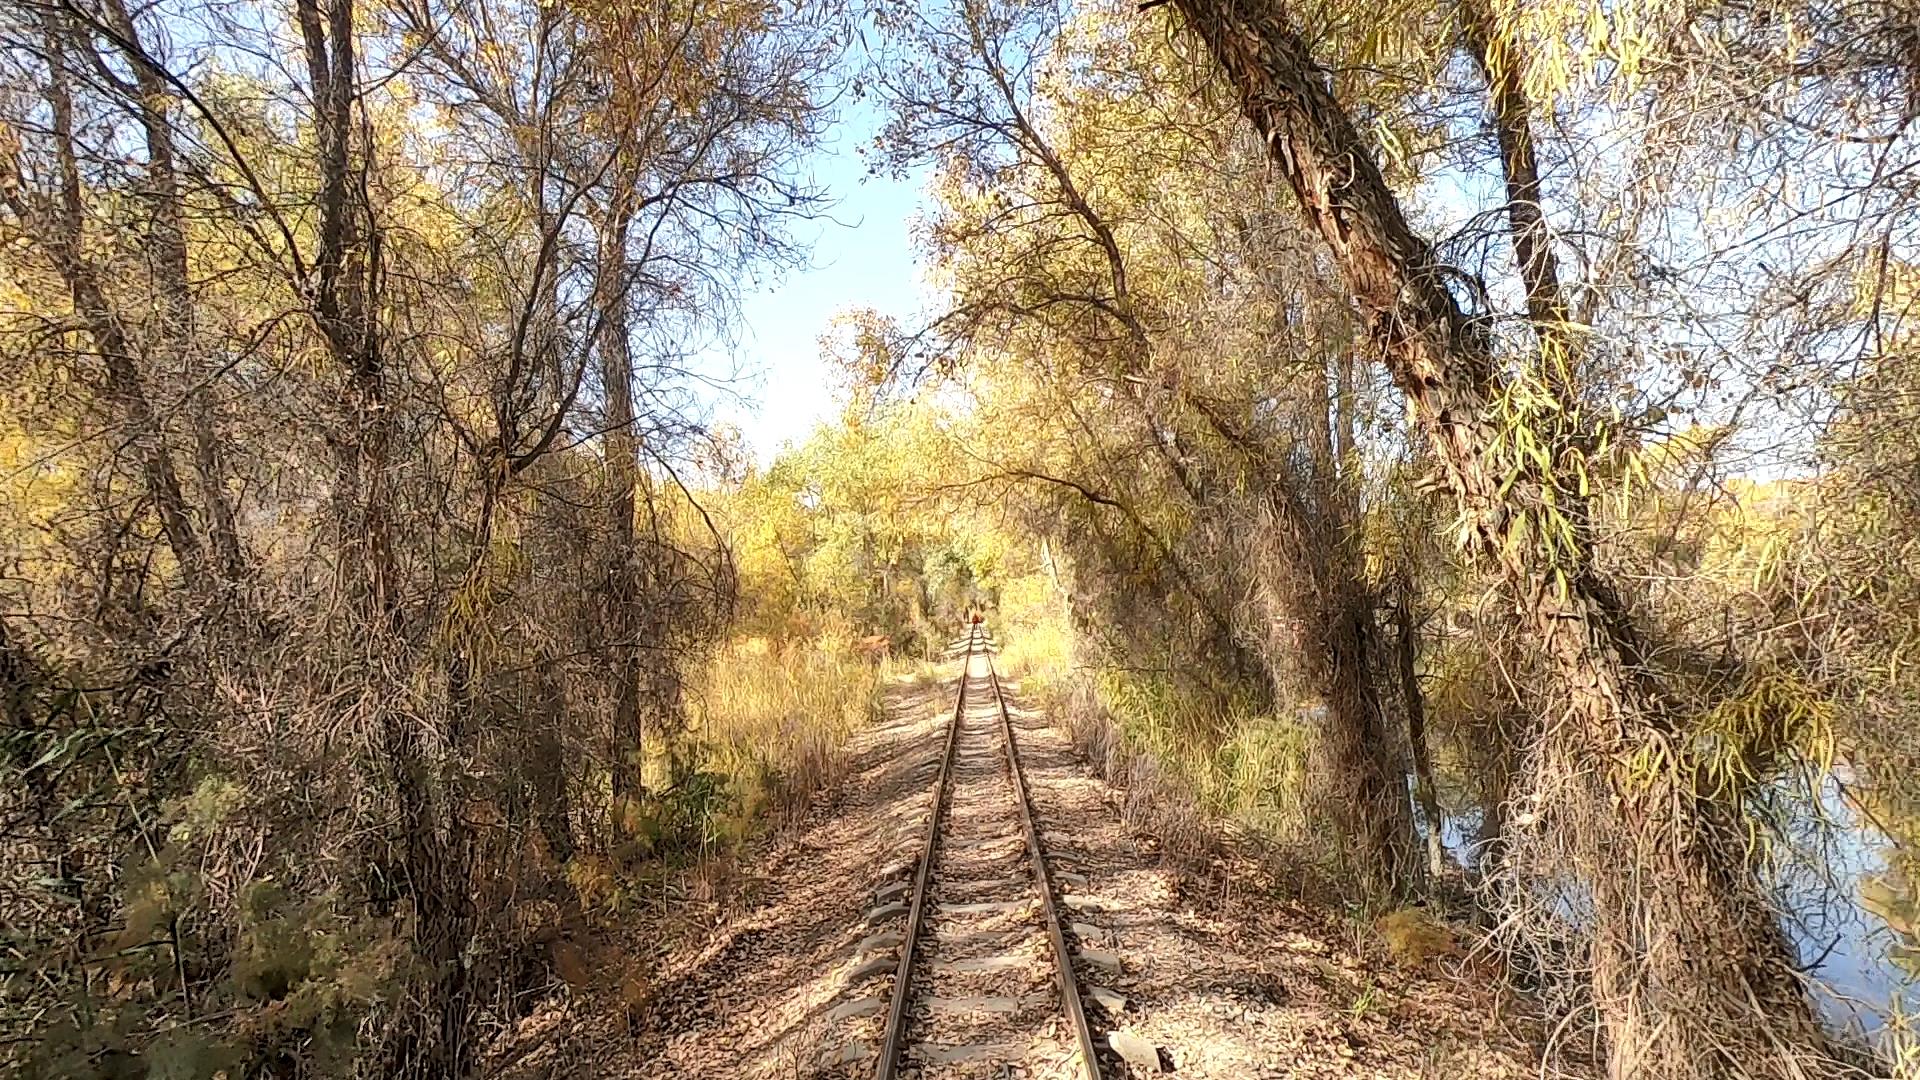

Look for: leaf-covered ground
[489,666,1589,1079]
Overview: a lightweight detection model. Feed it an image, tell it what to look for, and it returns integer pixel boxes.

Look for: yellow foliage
[565,852,624,912]
[1375,907,1458,967]
[685,633,885,830]
[1090,668,1313,839]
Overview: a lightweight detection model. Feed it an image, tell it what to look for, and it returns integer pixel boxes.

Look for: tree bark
[1165,0,1842,1071]
[529,657,577,865]
[1332,350,1356,471]
[1393,572,1447,878]
[593,182,647,800]
[1316,582,1418,895]
[104,0,247,584]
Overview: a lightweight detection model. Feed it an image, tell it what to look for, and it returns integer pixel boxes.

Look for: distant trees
[720,403,1003,652]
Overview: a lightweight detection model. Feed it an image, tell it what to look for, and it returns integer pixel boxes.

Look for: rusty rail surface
[985,647,1102,1080]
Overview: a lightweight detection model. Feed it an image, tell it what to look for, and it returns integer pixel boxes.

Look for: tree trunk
[1316,583,1418,895]
[1188,391,1417,896]
[1257,489,1417,897]
[295,0,397,621]
[1457,0,1581,404]
[33,29,204,584]
[1393,572,1447,879]
[1460,0,1565,329]
[530,657,577,865]
[295,3,470,1073]
[1165,0,1843,1072]
[104,0,247,584]
[1332,350,1355,472]
[593,186,646,800]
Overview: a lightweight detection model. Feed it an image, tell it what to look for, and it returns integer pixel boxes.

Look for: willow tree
[1157,0,1855,1073]
[874,0,1434,892]
[391,0,836,802]
[0,0,842,1072]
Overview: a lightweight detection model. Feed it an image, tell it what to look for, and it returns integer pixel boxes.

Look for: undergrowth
[682,633,886,844]
[1002,610,1317,867]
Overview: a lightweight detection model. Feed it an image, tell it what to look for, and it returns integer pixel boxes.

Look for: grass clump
[683,633,886,841]
[1375,907,1458,967]
[995,607,1073,684]
[1094,670,1312,839]
[992,608,1320,862]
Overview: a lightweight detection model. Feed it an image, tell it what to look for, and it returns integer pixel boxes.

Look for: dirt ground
[487,663,1587,1079]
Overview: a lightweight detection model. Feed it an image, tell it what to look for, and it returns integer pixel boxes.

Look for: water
[1776,768,1920,1037]
[1418,769,1920,1038]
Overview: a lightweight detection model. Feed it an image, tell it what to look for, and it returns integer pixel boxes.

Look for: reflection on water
[1779,768,1920,1037]
[1416,768,1920,1039]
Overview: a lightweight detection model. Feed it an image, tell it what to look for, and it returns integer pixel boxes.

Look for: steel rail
[984,648,1103,1080]
[875,625,974,1080]
[875,624,1102,1080]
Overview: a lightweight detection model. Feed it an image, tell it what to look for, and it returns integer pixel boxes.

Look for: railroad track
[872,623,1105,1079]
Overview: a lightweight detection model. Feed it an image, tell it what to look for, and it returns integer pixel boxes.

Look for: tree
[0,0,842,1071]
[1160,0,1855,1072]
[872,0,1427,893]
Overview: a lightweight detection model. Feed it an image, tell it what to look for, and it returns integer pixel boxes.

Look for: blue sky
[706,108,932,463]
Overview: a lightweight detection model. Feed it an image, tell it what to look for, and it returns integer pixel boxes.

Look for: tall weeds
[1004,610,1317,868]
[686,635,885,836]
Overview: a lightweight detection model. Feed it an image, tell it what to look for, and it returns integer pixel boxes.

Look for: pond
[1416,768,1920,1043]
[1779,769,1920,1039]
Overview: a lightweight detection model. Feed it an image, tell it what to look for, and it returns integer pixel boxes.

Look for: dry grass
[1375,907,1460,967]
[686,634,887,833]
[1005,615,1317,867]
[993,612,1072,681]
